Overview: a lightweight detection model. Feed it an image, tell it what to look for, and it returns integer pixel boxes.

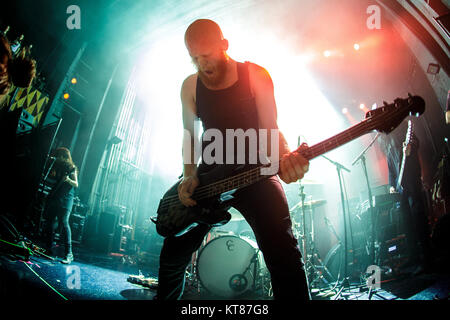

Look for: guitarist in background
[385,123,432,274]
[43,147,78,264]
[155,19,310,300]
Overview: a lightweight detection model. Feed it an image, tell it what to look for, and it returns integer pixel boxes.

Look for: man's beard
[198,58,228,87]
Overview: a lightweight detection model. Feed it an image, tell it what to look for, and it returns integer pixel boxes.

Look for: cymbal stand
[351,133,381,266]
[322,155,352,299]
[297,183,334,291]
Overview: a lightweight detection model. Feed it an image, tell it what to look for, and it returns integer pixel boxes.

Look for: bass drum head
[197,235,265,298]
[323,243,343,282]
[323,243,371,282]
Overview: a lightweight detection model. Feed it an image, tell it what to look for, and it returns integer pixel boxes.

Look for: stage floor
[0,245,449,301]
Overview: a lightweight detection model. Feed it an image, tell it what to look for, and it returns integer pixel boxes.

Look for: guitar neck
[192,119,374,200]
[297,119,371,160]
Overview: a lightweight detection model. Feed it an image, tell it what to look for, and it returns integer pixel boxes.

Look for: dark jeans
[156,176,309,300]
[44,202,72,255]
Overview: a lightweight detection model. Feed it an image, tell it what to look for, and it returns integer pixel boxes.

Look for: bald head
[185,19,225,50]
[184,19,231,87]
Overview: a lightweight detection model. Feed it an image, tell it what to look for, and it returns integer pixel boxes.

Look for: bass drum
[197,235,267,298]
[323,243,371,282]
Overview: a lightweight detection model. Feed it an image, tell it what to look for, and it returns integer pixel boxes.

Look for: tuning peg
[383,101,388,107]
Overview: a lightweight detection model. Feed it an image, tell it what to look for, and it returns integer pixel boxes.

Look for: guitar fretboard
[191,117,377,201]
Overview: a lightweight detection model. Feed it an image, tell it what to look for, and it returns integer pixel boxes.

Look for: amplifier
[372,193,401,208]
[379,234,408,267]
[16,109,35,134]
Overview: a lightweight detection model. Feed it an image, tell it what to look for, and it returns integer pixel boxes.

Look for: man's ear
[221,39,229,51]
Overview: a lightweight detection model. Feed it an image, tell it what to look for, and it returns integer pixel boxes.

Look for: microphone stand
[321,155,351,295]
[351,133,380,266]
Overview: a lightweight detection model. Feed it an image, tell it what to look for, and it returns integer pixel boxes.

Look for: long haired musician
[43,147,78,264]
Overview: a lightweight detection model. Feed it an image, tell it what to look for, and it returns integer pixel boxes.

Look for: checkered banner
[6,85,49,124]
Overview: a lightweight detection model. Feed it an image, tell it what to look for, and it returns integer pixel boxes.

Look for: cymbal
[228,207,245,221]
[290,199,327,211]
[292,179,322,185]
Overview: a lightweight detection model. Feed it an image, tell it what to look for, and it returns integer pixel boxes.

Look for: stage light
[342,107,348,114]
[372,103,377,110]
[359,103,365,110]
[353,43,360,51]
[323,50,331,58]
[427,63,440,75]
[71,77,77,84]
[63,93,70,99]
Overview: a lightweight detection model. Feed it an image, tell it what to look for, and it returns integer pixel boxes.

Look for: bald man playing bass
[155,19,310,300]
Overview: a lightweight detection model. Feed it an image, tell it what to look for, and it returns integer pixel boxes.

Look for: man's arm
[181,75,198,177]
[248,63,309,183]
[179,75,200,206]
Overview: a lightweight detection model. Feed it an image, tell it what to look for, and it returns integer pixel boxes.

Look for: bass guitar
[152,95,425,238]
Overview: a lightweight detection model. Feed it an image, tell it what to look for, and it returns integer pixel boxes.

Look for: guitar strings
[158,115,379,210]
[159,118,370,209]
[158,166,266,210]
[158,103,407,211]
[158,121,363,210]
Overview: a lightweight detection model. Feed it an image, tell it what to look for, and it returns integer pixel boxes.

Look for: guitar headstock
[365,94,425,134]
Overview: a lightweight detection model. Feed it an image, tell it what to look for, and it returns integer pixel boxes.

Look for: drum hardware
[322,154,354,299]
[351,132,381,266]
[184,231,213,295]
[322,217,371,285]
[229,249,258,293]
[291,181,335,293]
[291,178,323,185]
[290,199,327,212]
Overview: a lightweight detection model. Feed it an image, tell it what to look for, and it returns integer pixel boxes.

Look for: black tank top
[196,61,260,168]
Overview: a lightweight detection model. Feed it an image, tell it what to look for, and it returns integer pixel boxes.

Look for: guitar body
[154,164,249,237]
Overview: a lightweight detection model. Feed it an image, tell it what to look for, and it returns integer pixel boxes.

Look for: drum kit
[183,178,342,299]
[183,136,400,299]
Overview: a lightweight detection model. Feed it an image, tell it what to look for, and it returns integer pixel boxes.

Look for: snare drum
[197,235,267,298]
